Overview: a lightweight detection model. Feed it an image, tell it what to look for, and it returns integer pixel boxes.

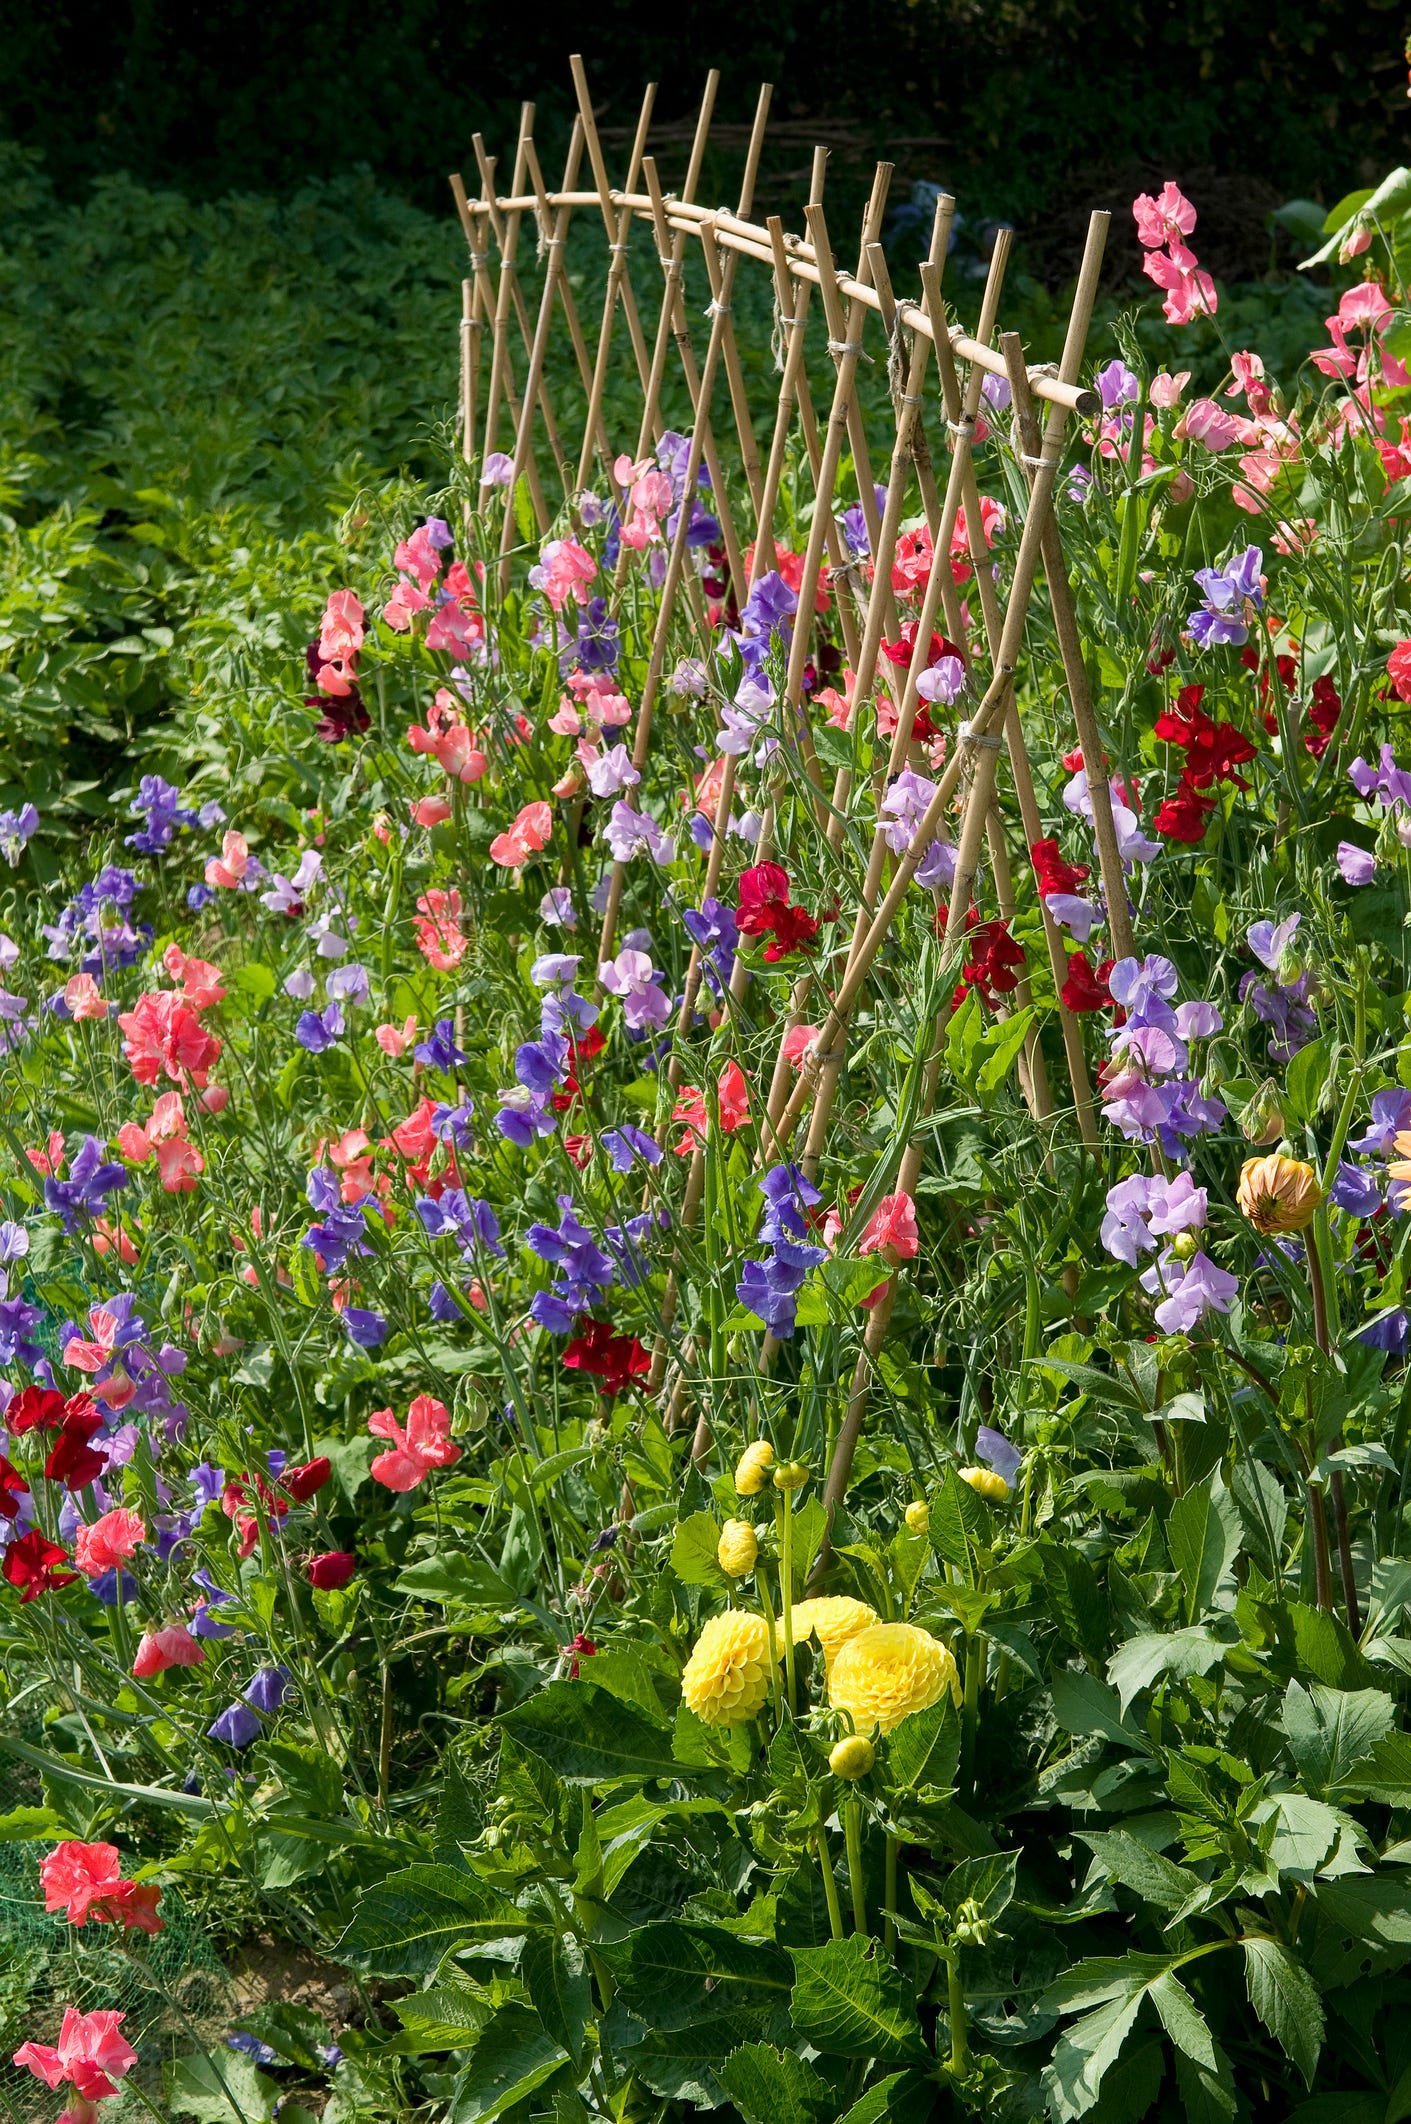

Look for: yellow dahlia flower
[959,1466,1010,1503]
[734,1440,775,1496]
[904,1500,929,1534]
[1236,1153,1322,1235]
[680,1610,774,1726]
[829,1621,958,1736]
[717,1519,759,1578]
[787,1595,878,1674]
[829,1734,875,1779]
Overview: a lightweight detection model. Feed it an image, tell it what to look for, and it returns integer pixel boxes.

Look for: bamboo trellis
[450,63,1122,1529]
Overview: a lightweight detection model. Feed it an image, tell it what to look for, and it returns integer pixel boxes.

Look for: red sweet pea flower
[1029,838,1091,897]
[6,1385,66,1434]
[306,1551,357,1590]
[736,864,819,962]
[563,1321,651,1398]
[1154,683,1256,790]
[283,1457,331,1503]
[0,1455,28,1519]
[954,919,1026,1010]
[1060,951,1114,1013]
[1153,778,1217,842]
[566,1631,598,1679]
[37,1841,161,1932]
[1305,674,1342,758]
[44,1398,108,1492]
[14,2005,138,2101]
[3,1529,79,1601]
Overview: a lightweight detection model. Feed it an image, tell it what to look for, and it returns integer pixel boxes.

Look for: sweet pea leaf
[788,1936,927,2060]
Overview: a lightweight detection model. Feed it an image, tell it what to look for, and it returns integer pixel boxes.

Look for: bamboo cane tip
[1073,386,1100,418]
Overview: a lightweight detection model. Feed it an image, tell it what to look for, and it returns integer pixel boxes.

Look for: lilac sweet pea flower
[1351,1089,1411,1158]
[539,887,577,929]
[602,1125,663,1171]
[1336,841,1377,885]
[1188,547,1264,650]
[1141,1249,1239,1334]
[599,949,671,1032]
[880,770,939,857]
[208,1703,261,1748]
[1096,360,1140,408]
[974,1425,1023,1486]
[1045,893,1102,941]
[1349,745,1411,810]
[605,803,675,865]
[1330,1162,1383,1217]
[0,803,39,866]
[587,745,641,799]
[915,655,966,706]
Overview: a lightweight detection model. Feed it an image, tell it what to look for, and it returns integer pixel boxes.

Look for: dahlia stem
[815,1790,846,1941]
[843,1789,867,1933]
[883,1831,899,1952]
[1306,1220,1361,1629]
[779,1487,796,1714]
[759,1584,783,1727]
[947,1952,970,2076]
[960,1632,985,1807]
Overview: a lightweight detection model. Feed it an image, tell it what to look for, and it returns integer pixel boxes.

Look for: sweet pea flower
[72,1508,146,1578]
[586,745,640,799]
[857,1191,920,1264]
[14,2007,138,2103]
[1337,842,1377,885]
[1141,1248,1239,1334]
[489,801,553,869]
[368,1393,461,1491]
[599,949,671,1032]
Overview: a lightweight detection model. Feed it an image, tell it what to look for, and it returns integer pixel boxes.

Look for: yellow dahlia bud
[904,1500,929,1535]
[829,1621,958,1736]
[717,1519,759,1578]
[959,1466,1010,1503]
[680,1610,774,1726]
[734,1440,775,1496]
[829,1734,875,1779]
[772,1459,811,1492]
[787,1595,877,1674]
[1237,1153,1322,1235]
[1168,1229,1199,1262]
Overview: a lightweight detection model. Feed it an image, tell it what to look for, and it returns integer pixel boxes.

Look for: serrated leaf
[600,1919,792,2032]
[1106,1626,1227,1710]
[717,2043,829,2124]
[886,1692,960,1794]
[449,2001,567,2122]
[1168,1472,1241,1623]
[500,1680,679,1785]
[1078,1829,1196,1913]
[1148,1970,1215,2068]
[1043,1989,1147,2121]
[1049,1669,1153,1754]
[788,1936,927,2060]
[337,1864,531,1975]
[670,1510,727,1588]
[519,1933,591,2066]
[1282,1678,1394,1795]
[1242,1938,1323,2087]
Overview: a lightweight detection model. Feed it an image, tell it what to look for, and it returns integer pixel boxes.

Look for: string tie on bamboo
[469,251,488,273]
[957,722,1003,749]
[827,337,869,361]
[1017,451,1061,471]
[886,316,908,405]
[946,416,974,436]
[704,297,734,318]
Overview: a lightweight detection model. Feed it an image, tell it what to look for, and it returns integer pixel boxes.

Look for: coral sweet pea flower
[72,1508,146,1578]
[132,1624,205,1676]
[367,1394,461,1491]
[63,974,108,1020]
[857,1191,921,1265]
[489,800,553,869]
[204,831,249,889]
[14,2006,138,2101]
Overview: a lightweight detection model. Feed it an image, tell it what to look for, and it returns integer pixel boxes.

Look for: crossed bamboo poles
[454,65,1128,1543]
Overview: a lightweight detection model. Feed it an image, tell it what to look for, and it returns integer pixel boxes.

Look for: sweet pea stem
[779,1487,796,1713]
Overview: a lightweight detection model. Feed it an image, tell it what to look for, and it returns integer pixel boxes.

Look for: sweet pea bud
[959,1466,1010,1503]
[1237,1081,1286,1146]
[717,1519,760,1577]
[829,1734,875,1779]
[1168,1230,1199,1262]
[772,1460,811,1493]
[905,1500,929,1534]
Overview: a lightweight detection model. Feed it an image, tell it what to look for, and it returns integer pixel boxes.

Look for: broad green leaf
[717,2043,830,2124]
[1043,1989,1147,2121]
[1230,1459,1288,1577]
[833,2071,935,2123]
[1251,1792,1344,1880]
[1148,1971,1215,2069]
[1174,2039,1238,2124]
[670,1510,727,1588]
[395,1555,513,1607]
[1333,1729,1411,1805]
[1283,1034,1335,1126]
[1311,1873,1411,1987]
[887,1692,960,1794]
[1281,1678,1394,1795]
[390,1985,495,2050]
[1078,1829,1196,1912]
[500,1680,679,1784]
[449,2001,568,2122]
[337,1864,531,1975]
[1167,1471,1241,1624]
[518,1933,591,2065]
[600,1920,792,2032]
[165,2052,276,2123]
[1049,1669,1153,1754]
[1041,1546,1110,1663]
[1107,1626,1227,1709]
[974,1006,1035,1096]
[1242,1938,1323,2087]
[788,1936,927,2060]
[1289,1603,1378,1690]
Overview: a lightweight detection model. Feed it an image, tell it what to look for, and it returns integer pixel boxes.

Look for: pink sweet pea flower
[413,888,468,970]
[368,1393,462,1491]
[132,1623,205,1676]
[393,526,442,588]
[410,796,454,829]
[534,538,597,611]
[1148,370,1190,408]
[318,589,364,664]
[489,800,553,869]
[857,1191,920,1265]
[1132,181,1197,250]
[782,1023,821,1068]
[39,1843,123,1925]
[14,2007,138,2102]
[153,1137,203,1193]
[204,831,249,890]
[63,974,108,1021]
[383,580,431,633]
[549,698,583,736]
[375,1015,418,1057]
[1174,397,1242,451]
[1142,246,1217,324]
[426,600,484,658]
[72,1508,146,1578]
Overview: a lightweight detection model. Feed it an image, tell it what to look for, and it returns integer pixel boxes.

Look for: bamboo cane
[449,171,547,521]
[574,80,665,493]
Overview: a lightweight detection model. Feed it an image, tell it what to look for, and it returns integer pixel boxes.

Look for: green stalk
[843,1789,867,1934]
[759,1581,782,1727]
[779,1486,796,1714]
[883,1831,899,1953]
[947,1953,970,2076]
[815,1791,846,1941]
[960,1632,985,1807]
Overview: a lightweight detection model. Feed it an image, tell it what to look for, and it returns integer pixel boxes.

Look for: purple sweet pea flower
[1095,359,1140,408]
[1350,1088,1411,1158]
[974,1425,1023,1486]
[599,949,671,1032]
[208,1703,262,1748]
[1331,1161,1384,1217]
[586,745,641,799]
[341,1307,387,1348]
[244,1665,292,1714]
[602,1125,663,1171]
[415,1018,468,1071]
[539,886,577,929]
[0,803,39,866]
[1140,1249,1239,1334]
[1336,841,1378,885]
[1349,745,1411,809]
[295,1003,344,1053]
[605,802,675,865]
